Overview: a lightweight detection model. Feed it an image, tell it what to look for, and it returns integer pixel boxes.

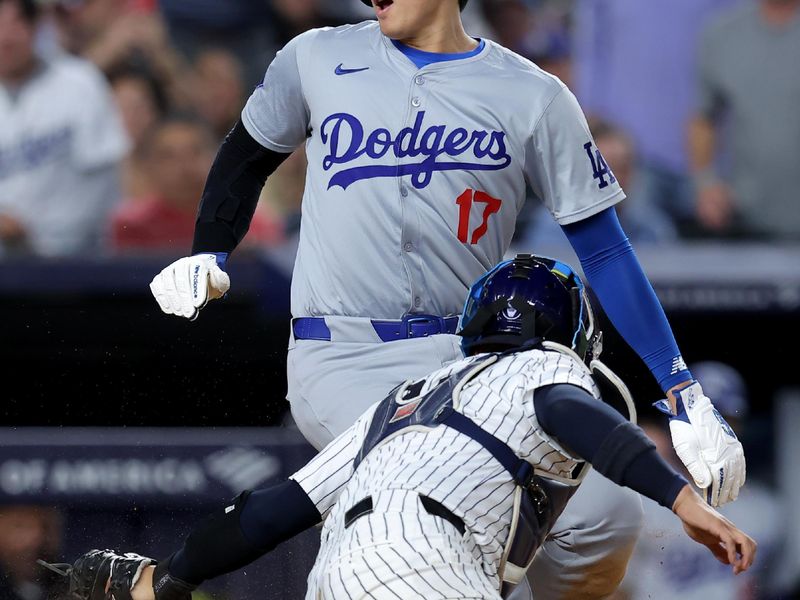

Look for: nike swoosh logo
[335,63,370,76]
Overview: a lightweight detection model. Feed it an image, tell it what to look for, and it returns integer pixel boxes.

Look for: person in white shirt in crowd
[0,0,128,257]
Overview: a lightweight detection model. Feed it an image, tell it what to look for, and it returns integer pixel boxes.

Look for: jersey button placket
[401,76,426,313]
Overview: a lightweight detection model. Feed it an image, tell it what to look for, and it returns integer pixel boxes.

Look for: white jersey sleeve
[524,85,625,225]
[290,401,378,517]
[241,29,321,153]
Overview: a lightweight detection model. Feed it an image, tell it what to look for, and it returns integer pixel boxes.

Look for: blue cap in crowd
[691,361,749,419]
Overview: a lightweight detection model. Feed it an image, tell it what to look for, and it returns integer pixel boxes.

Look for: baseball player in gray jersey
[51,255,755,600]
[148,0,746,597]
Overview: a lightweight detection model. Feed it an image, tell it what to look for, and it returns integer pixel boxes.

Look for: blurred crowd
[0,505,62,600]
[0,0,799,261]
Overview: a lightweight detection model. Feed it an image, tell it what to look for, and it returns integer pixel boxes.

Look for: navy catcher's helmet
[361,0,469,10]
[459,254,599,360]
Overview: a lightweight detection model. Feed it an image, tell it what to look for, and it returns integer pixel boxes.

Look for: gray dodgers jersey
[291,347,600,584]
[243,22,625,319]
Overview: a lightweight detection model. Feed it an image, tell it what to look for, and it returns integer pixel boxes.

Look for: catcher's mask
[459,254,600,362]
[361,0,469,11]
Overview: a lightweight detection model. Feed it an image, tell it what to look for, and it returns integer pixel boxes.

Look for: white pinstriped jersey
[291,346,600,590]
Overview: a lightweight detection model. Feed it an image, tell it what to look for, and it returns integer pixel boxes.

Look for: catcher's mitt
[39,549,154,600]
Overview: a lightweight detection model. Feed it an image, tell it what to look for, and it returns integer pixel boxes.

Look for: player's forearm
[562,208,692,393]
[535,384,688,508]
[166,480,321,587]
[192,120,290,257]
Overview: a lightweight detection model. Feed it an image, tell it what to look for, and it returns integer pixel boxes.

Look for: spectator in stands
[572,0,739,232]
[269,0,347,48]
[158,0,274,86]
[108,64,168,151]
[480,0,571,83]
[0,505,62,600]
[520,119,678,248]
[108,64,169,198]
[689,0,800,240]
[111,116,282,253]
[616,361,784,599]
[53,0,183,100]
[186,49,245,143]
[315,0,373,22]
[0,0,128,257]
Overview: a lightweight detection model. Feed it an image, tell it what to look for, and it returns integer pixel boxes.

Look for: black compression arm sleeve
[192,120,291,254]
[168,479,321,585]
[534,384,688,509]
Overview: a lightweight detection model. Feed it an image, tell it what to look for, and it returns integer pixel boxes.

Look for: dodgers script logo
[320,111,512,190]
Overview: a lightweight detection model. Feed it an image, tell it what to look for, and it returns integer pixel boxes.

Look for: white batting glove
[654,381,746,507]
[149,254,230,321]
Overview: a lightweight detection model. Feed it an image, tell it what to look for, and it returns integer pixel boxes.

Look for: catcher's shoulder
[501,343,594,382]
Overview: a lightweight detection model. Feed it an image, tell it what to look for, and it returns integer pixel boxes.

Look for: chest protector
[353,346,580,597]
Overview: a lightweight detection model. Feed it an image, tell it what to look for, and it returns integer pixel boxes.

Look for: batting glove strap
[654,381,746,507]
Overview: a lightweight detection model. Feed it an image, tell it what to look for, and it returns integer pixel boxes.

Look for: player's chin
[376,13,411,39]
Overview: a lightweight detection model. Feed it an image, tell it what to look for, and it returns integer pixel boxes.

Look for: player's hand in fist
[672,484,756,575]
[150,254,230,321]
[655,381,746,507]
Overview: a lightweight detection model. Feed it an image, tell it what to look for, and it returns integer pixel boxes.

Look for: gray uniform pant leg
[287,334,464,449]
[505,578,534,600]
[526,469,644,599]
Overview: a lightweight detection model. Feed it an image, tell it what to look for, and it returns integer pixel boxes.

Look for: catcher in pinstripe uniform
[42,255,755,600]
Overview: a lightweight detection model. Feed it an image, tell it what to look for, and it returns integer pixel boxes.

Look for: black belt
[344,495,465,536]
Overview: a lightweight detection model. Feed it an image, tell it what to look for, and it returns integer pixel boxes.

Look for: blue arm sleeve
[562,207,692,392]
